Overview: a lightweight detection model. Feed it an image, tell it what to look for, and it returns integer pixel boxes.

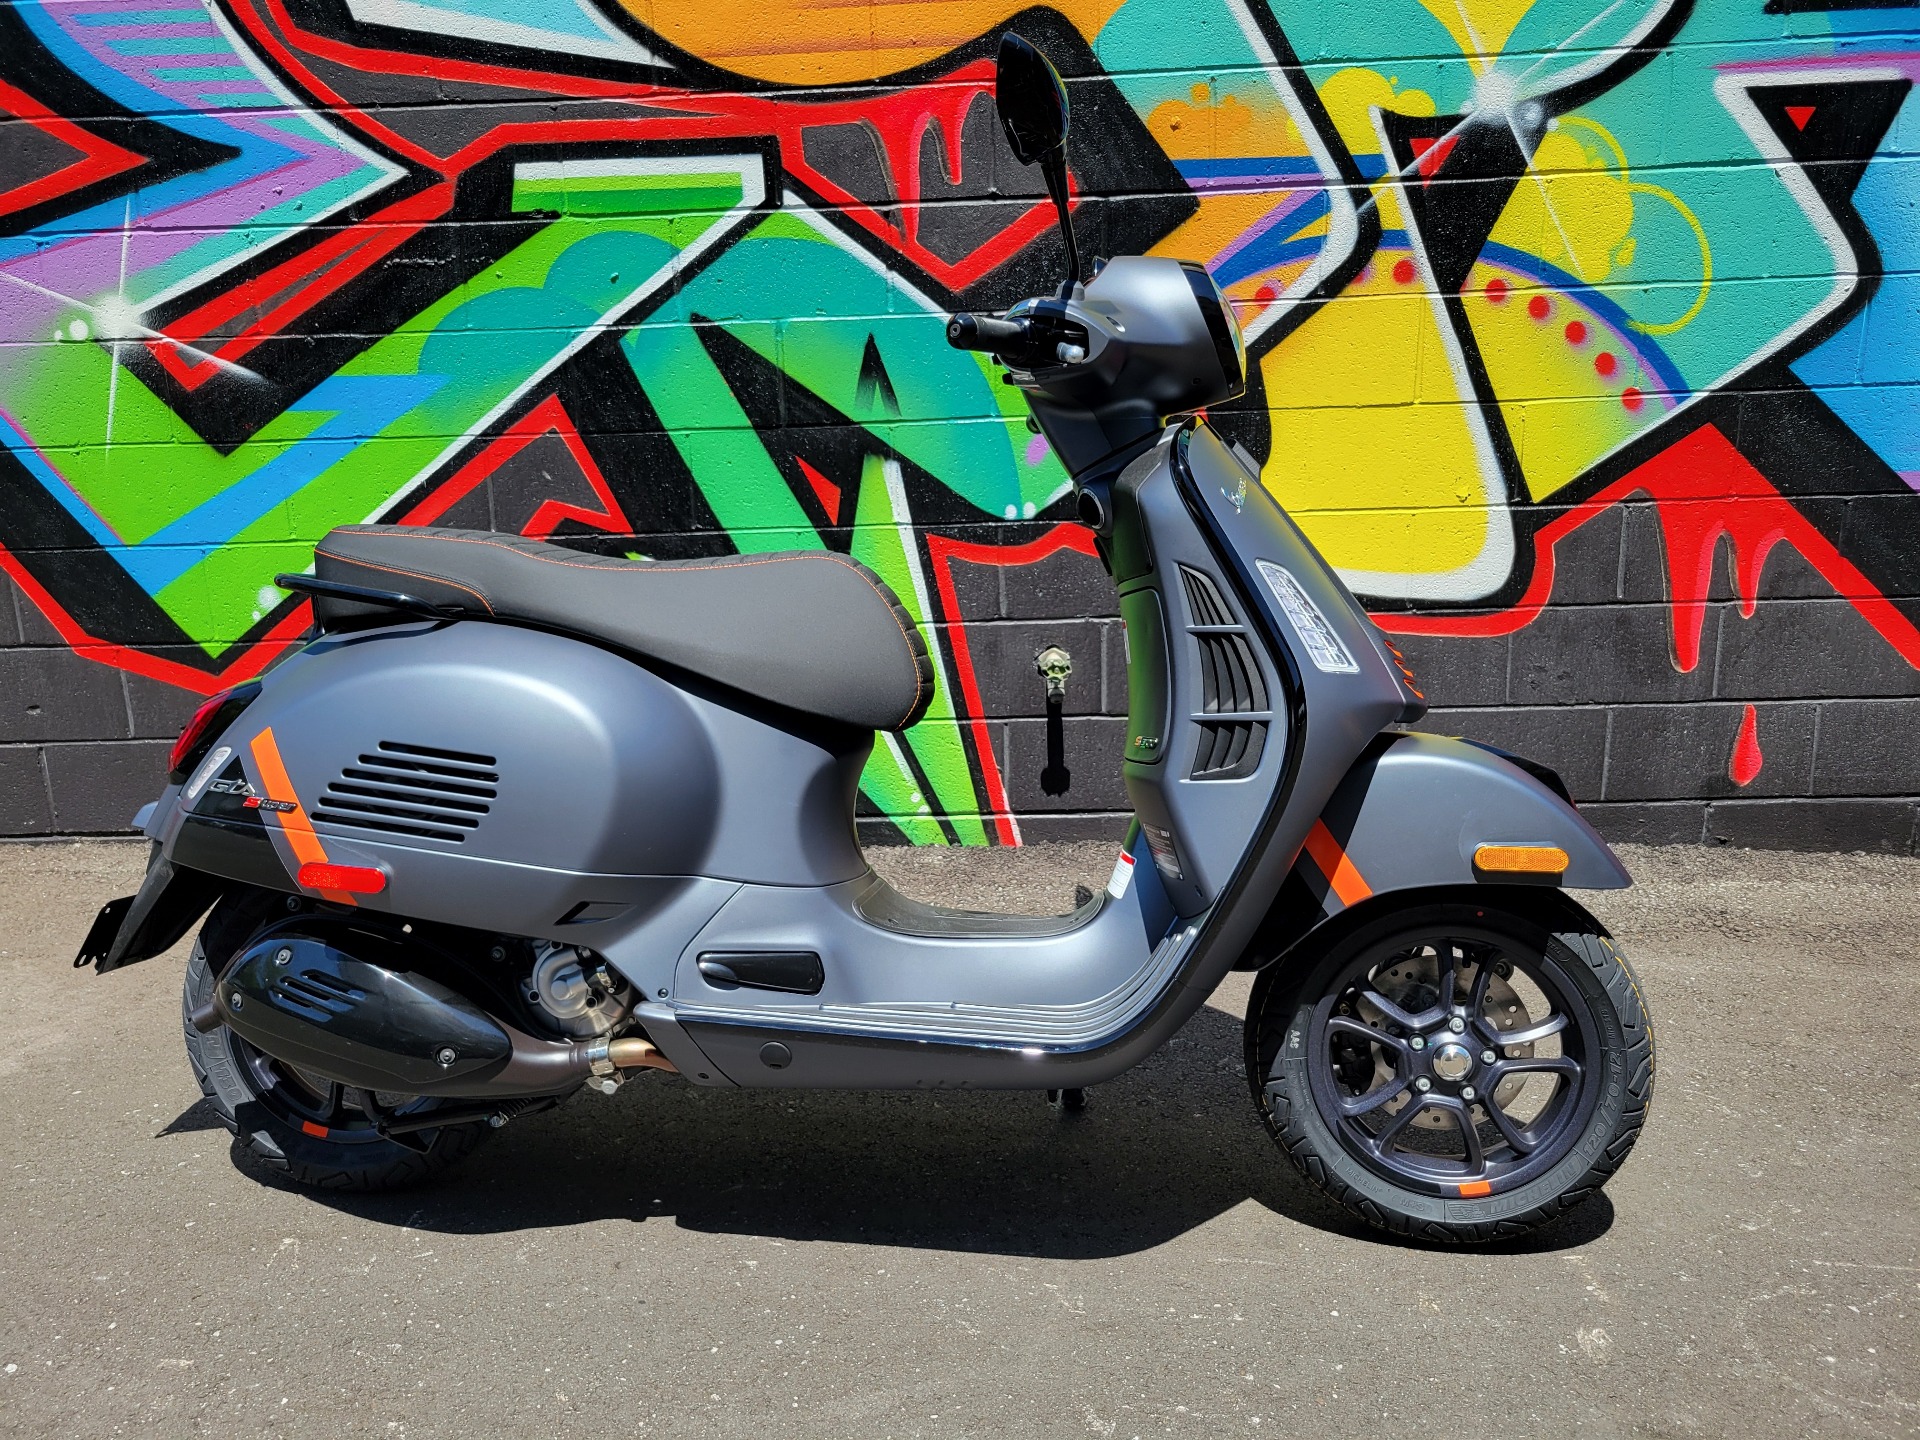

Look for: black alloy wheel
[1247,896,1653,1244]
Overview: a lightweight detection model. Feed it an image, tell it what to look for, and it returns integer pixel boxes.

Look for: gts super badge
[243,796,298,814]
[193,759,274,825]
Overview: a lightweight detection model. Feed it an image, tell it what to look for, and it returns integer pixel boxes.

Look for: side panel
[156,620,867,944]
[1288,733,1630,922]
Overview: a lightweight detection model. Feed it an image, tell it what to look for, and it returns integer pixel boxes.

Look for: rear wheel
[1246,896,1652,1244]
[183,892,494,1192]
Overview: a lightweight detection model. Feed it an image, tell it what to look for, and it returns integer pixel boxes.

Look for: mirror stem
[1041,153,1081,296]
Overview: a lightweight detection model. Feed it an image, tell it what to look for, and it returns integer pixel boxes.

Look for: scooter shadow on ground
[170,1002,1614,1258]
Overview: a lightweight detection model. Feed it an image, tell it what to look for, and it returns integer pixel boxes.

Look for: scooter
[76,35,1651,1243]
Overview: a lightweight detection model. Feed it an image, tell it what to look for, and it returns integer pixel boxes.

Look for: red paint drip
[1374,424,1920,677]
[1730,703,1763,786]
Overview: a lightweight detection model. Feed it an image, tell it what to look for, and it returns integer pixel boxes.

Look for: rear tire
[183,893,495,1193]
[1245,895,1653,1244]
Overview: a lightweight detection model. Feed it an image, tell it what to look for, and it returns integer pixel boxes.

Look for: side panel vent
[1196,633,1268,715]
[1177,567,1272,781]
[311,741,498,844]
[1181,566,1235,627]
[1192,720,1268,780]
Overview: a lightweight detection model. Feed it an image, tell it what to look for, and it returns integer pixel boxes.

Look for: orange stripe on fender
[249,728,355,906]
[1302,818,1373,908]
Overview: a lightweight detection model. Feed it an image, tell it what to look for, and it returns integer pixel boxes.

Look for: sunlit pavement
[2,840,1915,1438]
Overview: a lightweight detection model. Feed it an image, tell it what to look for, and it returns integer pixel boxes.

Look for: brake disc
[1354,950,1534,1130]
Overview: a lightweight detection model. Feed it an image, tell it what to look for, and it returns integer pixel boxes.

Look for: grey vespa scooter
[76,35,1651,1243]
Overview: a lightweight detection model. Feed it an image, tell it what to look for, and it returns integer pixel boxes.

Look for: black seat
[313,526,935,732]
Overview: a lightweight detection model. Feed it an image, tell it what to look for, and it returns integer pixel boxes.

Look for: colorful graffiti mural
[0,0,1915,847]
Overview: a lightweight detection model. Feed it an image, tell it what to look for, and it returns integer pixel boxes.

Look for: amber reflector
[297,862,387,894]
[1473,844,1569,874]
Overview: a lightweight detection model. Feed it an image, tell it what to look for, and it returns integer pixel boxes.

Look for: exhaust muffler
[210,930,674,1099]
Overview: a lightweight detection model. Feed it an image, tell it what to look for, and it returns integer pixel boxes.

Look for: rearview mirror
[995,32,1069,164]
[995,33,1081,292]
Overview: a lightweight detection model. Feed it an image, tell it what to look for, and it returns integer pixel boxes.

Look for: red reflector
[169,688,236,774]
[297,862,386,895]
[300,1121,329,1138]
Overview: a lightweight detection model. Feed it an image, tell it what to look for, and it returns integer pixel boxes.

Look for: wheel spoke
[1495,1012,1570,1047]
[1369,1092,1427,1149]
[1491,1054,1581,1081]
[1340,1080,1411,1118]
[1436,944,1460,1010]
[1436,1096,1485,1172]
[1467,951,1496,1014]
[1328,1015,1407,1052]
[1358,987,1422,1032]
[1482,1094,1536,1156]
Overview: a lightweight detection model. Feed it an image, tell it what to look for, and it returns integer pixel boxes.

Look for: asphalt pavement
[1,839,1916,1438]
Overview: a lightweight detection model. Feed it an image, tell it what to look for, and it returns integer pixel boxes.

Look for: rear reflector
[1473,844,1570,875]
[297,862,387,895]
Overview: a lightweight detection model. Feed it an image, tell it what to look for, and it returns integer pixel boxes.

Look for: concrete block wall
[0,0,1915,850]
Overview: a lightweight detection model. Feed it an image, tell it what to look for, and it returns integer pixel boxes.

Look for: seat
[313,526,935,732]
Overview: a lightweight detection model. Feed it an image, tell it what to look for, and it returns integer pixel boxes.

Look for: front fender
[1283,732,1627,924]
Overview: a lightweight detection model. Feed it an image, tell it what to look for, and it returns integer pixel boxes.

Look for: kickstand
[1046,1087,1088,1115]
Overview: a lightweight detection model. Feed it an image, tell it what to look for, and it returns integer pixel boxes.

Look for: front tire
[1246,895,1653,1244]
[183,893,494,1192]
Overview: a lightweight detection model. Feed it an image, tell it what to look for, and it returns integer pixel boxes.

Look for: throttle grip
[946,312,1030,352]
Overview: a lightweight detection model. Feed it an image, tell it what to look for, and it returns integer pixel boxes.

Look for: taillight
[167,681,262,782]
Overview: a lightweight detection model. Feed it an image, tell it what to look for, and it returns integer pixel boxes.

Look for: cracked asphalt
[1,839,1916,1438]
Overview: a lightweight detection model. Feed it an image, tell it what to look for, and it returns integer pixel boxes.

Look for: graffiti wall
[0,0,1915,849]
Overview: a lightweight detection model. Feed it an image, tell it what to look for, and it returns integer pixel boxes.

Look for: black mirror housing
[996,33,1080,292]
[995,33,1069,164]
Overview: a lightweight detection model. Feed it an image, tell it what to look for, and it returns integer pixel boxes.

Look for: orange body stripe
[1302,819,1373,908]
[249,728,355,906]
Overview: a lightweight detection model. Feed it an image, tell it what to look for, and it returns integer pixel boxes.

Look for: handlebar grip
[946,312,1030,352]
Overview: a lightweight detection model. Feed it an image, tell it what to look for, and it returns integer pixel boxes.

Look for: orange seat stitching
[334,530,931,727]
[316,548,495,616]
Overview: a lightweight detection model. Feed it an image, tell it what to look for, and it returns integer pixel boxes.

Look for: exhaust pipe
[212,930,677,1100]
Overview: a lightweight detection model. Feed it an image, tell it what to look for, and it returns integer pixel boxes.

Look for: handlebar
[946,312,1031,353]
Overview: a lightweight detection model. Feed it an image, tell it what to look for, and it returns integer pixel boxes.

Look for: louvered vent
[1191,720,1269,779]
[1178,566,1272,781]
[311,741,497,844]
[1181,566,1235,627]
[1196,632,1267,715]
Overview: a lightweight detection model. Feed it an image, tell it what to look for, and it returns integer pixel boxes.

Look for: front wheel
[1245,896,1653,1244]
